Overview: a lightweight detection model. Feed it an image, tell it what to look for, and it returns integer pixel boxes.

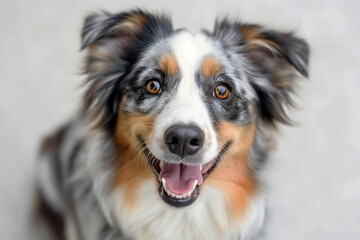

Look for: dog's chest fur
[112,182,265,240]
[57,124,265,240]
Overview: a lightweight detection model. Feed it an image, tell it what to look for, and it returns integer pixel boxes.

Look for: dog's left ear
[240,24,309,77]
[212,21,310,126]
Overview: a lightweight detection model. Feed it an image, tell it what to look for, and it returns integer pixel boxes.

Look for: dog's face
[113,31,258,207]
[82,9,308,221]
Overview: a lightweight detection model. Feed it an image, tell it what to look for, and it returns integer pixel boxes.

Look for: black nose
[164,124,204,158]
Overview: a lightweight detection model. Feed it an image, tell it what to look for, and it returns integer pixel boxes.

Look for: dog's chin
[141,140,231,208]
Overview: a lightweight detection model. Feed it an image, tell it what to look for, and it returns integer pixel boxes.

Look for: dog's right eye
[146,79,161,94]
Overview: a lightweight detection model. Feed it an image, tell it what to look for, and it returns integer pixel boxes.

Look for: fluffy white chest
[112,181,265,240]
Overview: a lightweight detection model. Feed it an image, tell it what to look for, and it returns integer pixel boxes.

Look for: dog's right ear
[81,10,173,71]
[80,10,173,131]
[81,10,150,50]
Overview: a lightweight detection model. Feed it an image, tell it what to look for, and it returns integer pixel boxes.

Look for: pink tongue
[159,163,203,195]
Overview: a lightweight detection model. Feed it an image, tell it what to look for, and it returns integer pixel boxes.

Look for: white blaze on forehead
[151,31,218,163]
[179,38,197,58]
[170,31,211,121]
[173,32,210,72]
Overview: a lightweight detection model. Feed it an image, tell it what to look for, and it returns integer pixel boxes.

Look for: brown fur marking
[111,12,147,36]
[240,26,280,51]
[113,111,157,209]
[201,57,222,78]
[86,12,148,73]
[206,116,257,219]
[240,26,297,94]
[158,54,178,76]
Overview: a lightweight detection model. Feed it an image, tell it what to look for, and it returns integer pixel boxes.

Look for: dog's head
[81,10,309,211]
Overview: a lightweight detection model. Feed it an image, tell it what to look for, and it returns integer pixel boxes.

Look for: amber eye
[214,84,230,99]
[146,80,161,94]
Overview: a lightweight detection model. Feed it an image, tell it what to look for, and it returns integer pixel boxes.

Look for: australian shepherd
[36,9,309,240]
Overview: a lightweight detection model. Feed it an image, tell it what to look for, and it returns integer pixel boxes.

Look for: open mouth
[138,136,230,207]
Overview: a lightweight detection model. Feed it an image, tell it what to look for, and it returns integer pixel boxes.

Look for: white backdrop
[1,0,359,239]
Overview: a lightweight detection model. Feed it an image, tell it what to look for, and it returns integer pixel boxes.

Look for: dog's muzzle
[141,123,229,208]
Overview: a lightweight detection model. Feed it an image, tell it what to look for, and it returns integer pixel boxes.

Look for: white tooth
[162,178,166,186]
[160,160,164,169]
[200,165,203,171]
[193,180,198,190]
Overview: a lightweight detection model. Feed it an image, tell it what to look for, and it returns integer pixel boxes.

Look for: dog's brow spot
[201,57,222,78]
[158,54,178,76]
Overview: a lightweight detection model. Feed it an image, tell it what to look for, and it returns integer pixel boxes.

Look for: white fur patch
[151,32,218,164]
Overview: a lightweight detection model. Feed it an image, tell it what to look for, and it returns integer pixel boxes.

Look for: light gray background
[1,0,359,239]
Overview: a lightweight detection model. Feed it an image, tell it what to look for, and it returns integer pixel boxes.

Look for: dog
[36,9,309,240]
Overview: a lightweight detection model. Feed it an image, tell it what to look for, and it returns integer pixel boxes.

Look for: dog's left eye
[214,84,230,99]
[146,80,161,94]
